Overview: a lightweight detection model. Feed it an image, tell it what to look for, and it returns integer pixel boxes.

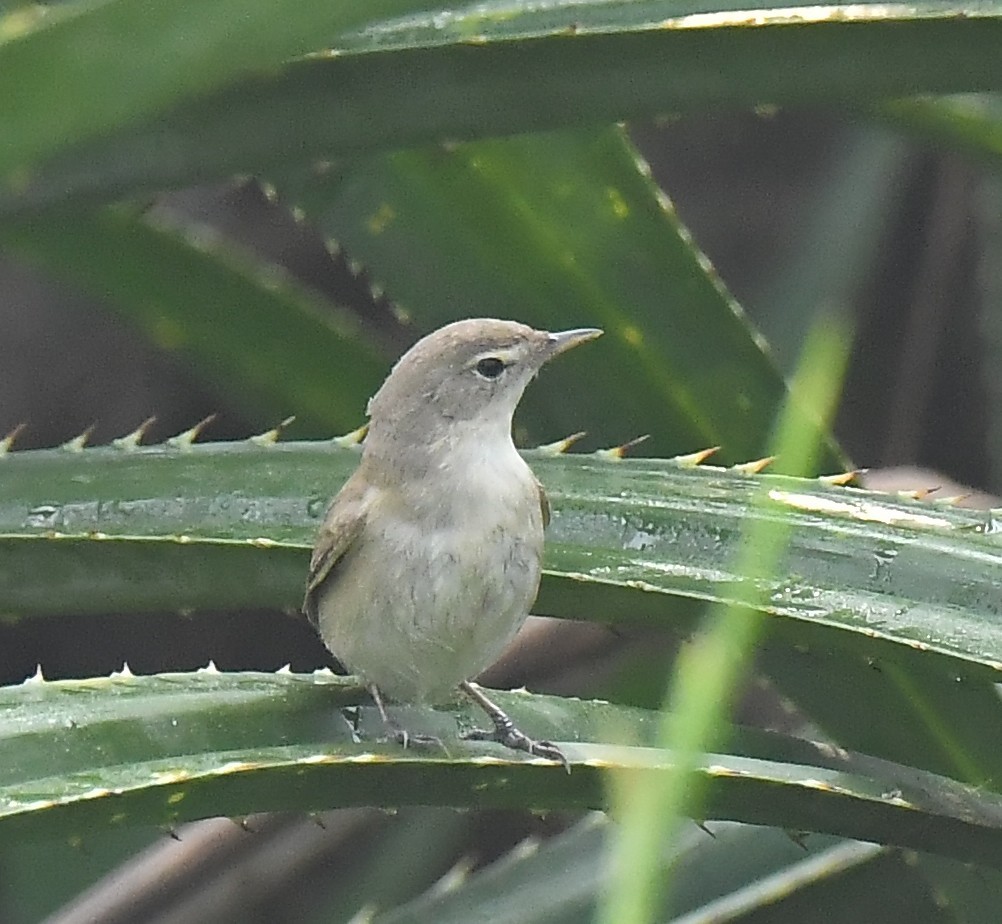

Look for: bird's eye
[474,357,506,380]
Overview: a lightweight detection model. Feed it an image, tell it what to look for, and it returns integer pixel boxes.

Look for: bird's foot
[462,721,568,769]
[459,680,569,771]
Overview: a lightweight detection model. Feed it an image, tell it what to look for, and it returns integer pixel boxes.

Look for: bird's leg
[368,684,443,751]
[459,681,569,770]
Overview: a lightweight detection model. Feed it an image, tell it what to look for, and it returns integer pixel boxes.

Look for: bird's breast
[402,439,541,529]
[315,443,545,701]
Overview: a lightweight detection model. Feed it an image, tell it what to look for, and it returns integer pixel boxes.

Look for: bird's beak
[546,327,603,358]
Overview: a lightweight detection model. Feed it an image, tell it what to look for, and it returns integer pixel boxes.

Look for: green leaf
[759,642,1002,786]
[0,0,437,184]
[0,206,386,432]
[312,807,474,923]
[2,440,1001,687]
[8,1,1002,211]
[5,668,1002,869]
[273,127,842,464]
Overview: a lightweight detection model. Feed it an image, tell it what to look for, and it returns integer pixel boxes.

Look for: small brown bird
[304,318,602,764]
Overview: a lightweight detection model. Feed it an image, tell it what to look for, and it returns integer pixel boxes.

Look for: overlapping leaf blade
[1,439,1000,688]
[4,669,1002,869]
[0,0,433,184]
[1,208,386,431]
[272,127,837,462]
[6,2,1002,212]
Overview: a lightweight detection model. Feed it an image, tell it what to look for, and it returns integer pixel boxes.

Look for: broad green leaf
[0,0,436,185]
[1,207,386,432]
[7,2,1002,212]
[2,440,1001,687]
[272,127,842,464]
[759,642,1002,786]
[4,124,844,465]
[4,668,1002,869]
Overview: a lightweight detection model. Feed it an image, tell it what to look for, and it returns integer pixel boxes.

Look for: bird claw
[458,680,570,771]
[367,683,447,754]
[462,724,569,771]
[384,728,445,752]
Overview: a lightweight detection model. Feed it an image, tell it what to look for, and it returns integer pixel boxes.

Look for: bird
[304,318,602,765]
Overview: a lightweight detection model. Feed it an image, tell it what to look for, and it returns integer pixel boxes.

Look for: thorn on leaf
[731,455,775,475]
[61,425,95,453]
[113,416,156,451]
[595,434,649,460]
[818,470,860,487]
[898,487,939,501]
[0,423,25,455]
[332,423,368,448]
[536,431,586,455]
[249,416,296,446]
[672,446,720,467]
[167,414,217,450]
[784,829,810,851]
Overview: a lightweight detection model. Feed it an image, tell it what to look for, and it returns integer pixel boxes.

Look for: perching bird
[304,318,602,764]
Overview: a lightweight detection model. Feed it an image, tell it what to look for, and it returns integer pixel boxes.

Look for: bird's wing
[536,477,550,530]
[303,469,370,628]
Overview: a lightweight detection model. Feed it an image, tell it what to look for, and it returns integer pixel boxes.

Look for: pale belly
[315,507,544,703]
